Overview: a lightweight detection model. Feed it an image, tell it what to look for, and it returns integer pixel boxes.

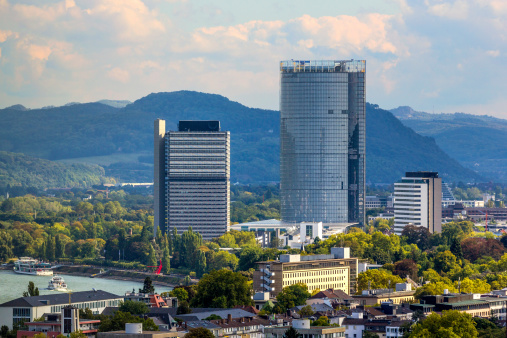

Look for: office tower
[280,60,366,226]
[154,119,166,236]
[153,120,230,240]
[393,171,442,235]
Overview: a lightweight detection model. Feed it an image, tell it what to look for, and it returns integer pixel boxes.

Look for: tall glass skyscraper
[280,60,365,225]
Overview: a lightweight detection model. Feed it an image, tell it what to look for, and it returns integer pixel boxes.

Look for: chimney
[228,314,232,323]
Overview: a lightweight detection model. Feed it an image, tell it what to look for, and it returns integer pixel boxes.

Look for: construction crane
[147,259,163,275]
[95,187,109,199]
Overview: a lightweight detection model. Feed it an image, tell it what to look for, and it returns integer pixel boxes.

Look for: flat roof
[0,290,122,308]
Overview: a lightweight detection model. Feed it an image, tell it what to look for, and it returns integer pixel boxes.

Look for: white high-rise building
[394,172,442,235]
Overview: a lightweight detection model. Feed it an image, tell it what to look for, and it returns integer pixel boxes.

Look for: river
[0,270,173,304]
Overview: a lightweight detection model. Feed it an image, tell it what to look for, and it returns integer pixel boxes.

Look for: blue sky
[1,0,507,118]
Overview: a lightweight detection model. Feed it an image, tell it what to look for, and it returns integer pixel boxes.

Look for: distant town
[0,59,506,338]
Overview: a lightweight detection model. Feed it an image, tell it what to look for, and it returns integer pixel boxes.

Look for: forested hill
[0,151,115,189]
[0,91,483,184]
[390,106,507,182]
[366,104,483,183]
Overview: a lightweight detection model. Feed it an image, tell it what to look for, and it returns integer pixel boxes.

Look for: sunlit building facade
[280,60,366,226]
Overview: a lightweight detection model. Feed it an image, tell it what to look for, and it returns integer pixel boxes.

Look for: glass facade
[280,60,365,225]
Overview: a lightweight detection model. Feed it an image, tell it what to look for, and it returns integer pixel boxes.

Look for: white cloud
[0,0,507,119]
[426,0,469,20]
[486,50,500,57]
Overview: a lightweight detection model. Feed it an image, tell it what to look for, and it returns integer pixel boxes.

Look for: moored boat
[14,257,53,276]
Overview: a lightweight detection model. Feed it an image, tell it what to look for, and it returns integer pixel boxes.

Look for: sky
[1,0,507,118]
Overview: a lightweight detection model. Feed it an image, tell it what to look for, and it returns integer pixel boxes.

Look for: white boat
[13,257,53,276]
[47,275,68,291]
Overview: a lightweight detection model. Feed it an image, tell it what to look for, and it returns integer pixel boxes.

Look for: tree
[190,269,253,308]
[55,235,65,259]
[46,236,55,261]
[99,311,159,332]
[393,259,418,280]
[414,281,456,299]
[450,237,463,262]
[119,300,149,315]
[275,284,311,313]
[195,250,206,278]
[184,327,214,338]
[283,327,300,338]
[209,250,238,271]
[238,245,263,271]
[461,238,505,262]
[312,316,330,326]
[162,247,171,275]
[1,325,9,338]
[204,314,222,320]
[177,301,192,315]
[298,305,314,317]
[23,281,39,297]
[139,277,155,294]
[356,269,404,294]
[401,225,431,251]
[147,244,157,267]
[363,332,379,338]
[408,310,478,337]
[180,227,202,269]
[69,332,87,338]
[433,251,458,274]
[169,288,189,302]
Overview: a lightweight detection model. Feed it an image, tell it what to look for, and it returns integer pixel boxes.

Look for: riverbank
[0,264,183,288]
[0,270,173,304]
[53,265,183,287]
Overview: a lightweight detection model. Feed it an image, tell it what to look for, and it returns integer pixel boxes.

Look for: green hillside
[0,91,484,184]
[0,151,115,189]
[390,106,507,182]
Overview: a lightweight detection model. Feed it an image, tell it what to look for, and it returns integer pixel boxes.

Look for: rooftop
[280,60,365,73]
[0,290,122,308]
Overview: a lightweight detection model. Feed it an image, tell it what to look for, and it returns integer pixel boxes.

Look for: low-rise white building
[0,290,123,329]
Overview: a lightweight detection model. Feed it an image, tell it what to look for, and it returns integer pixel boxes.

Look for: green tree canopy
[139,277,155,294]
[274,284,311,313]
[118,300,149,315]
[99,311,159,332]
[184,327,214,338]
[356,269,404,294]
[190,269,253,308]
[408,310,478,337]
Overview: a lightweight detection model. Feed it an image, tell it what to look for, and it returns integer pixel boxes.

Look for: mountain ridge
[0,91,484,184]
[390,106,507,182]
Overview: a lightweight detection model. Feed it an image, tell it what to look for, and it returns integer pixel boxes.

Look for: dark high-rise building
[280,60,366,226]
[154,120,230,240]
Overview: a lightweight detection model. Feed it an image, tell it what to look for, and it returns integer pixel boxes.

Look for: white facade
[300,222,323,241]
[0,293,122,329]
[394,181,428,235]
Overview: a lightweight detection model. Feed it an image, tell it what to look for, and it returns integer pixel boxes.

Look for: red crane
[147,259,163,275]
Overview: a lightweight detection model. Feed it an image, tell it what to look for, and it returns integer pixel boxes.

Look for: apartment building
[253,247,358,296]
